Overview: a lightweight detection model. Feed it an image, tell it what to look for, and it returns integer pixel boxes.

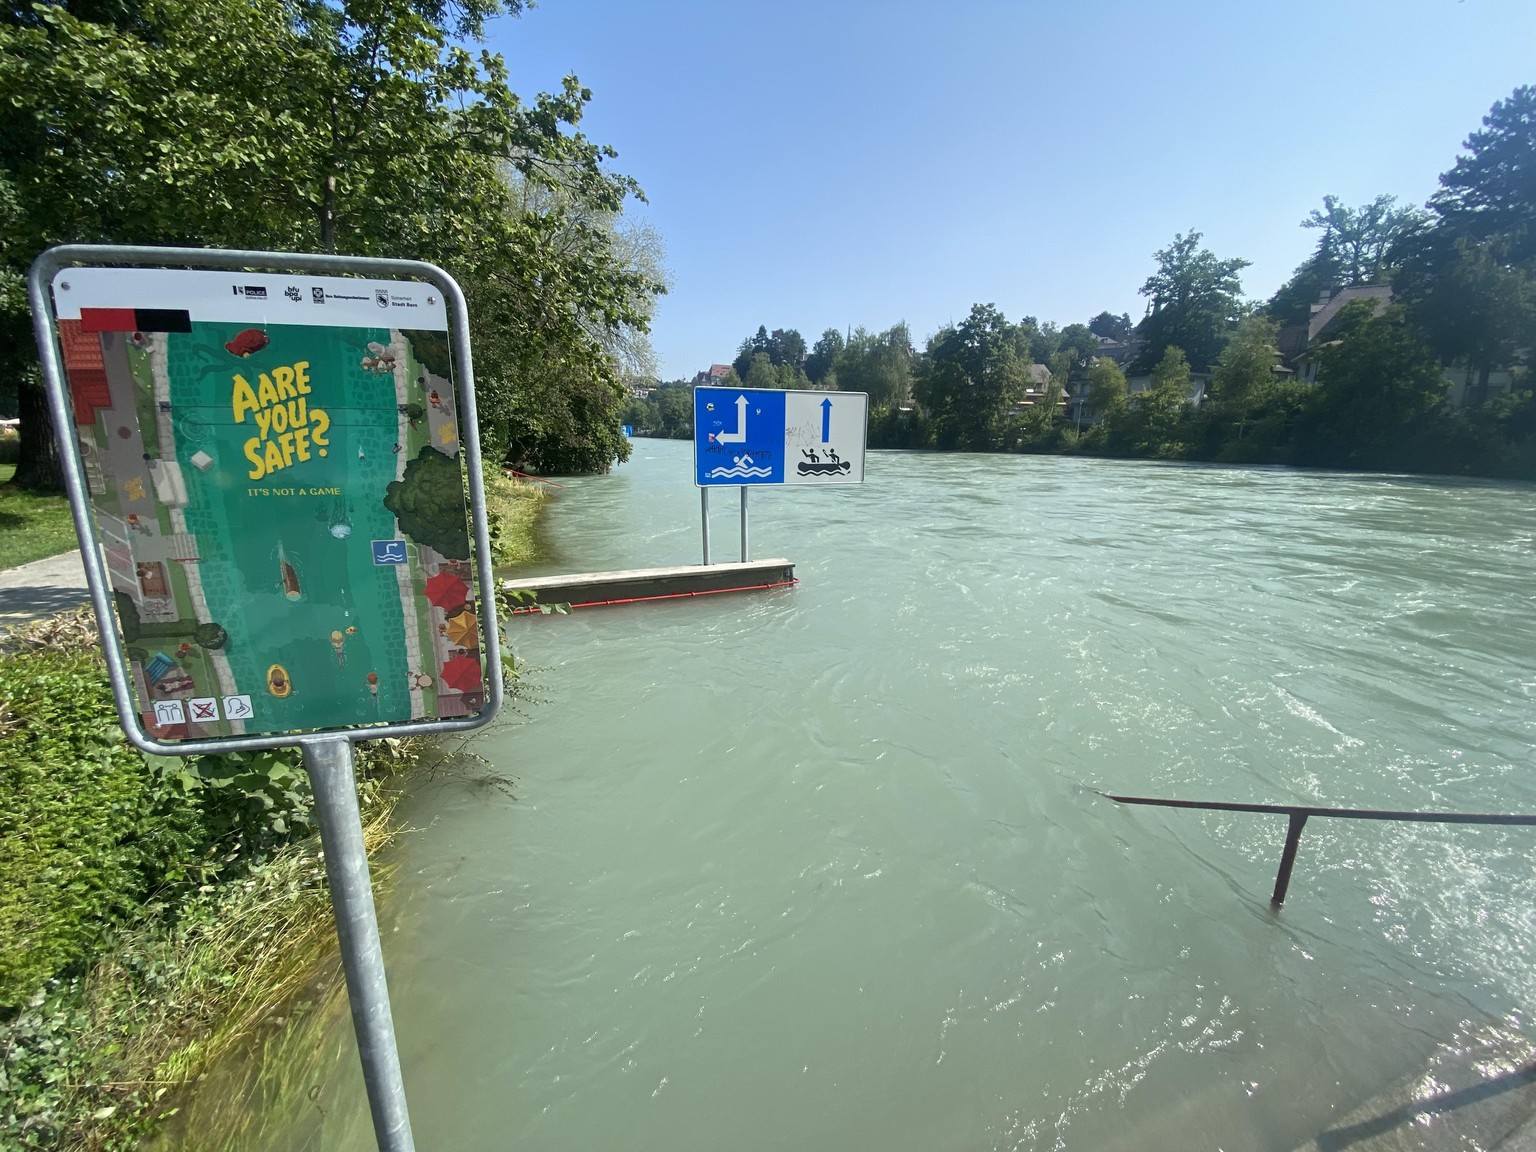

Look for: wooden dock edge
[502,558,796,612]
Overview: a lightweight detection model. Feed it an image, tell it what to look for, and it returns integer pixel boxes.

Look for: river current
[246,441,1536,1150]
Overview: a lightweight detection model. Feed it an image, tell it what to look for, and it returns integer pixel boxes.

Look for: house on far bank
[1091,335,1141,368]
[1282,285,1516,406]
[1008,364,1067,417]
[691,364,733,388]
[1126,370,1211,405]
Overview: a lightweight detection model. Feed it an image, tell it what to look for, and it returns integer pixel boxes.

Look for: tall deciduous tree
[1302,194,1425,286]
[837,323,913,410]
[914,303,1032,450]
[1133,231,1249,373]
[1083,357,1128,420]
[1,0,657,486]
[805,328,844,385]
[1270,195,1423,326]
[1205,315,1281,442]
[1395,237,1534,406]
[1303,302,1448,452]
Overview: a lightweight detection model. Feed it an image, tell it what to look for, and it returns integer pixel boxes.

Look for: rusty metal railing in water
[1094,792,1536,906]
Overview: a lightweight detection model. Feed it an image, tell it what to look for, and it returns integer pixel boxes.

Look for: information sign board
[34,256,496,750]
[694,387,867,486]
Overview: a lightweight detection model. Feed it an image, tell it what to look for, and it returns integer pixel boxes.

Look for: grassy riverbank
[484,467,549,567]
[0,477,550,1150]
[0,463,78,569]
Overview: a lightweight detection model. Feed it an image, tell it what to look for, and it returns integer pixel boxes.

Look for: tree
[732,326,771,379]
[1089,311,1133,342]
[1429,84,1536,262]
[1395,236,1536,406]
[1387,87,1536,409]
[743,352,778,390]
[1295,302,1448,465]
[805,328,844,384]
[654,383,693,438]
[914,304,1032,450]
[1133,231,1249,373]
[837,323,913,409]
[1302,194,1425,286]
[1267,249,1342,328]
[1083,357,1128,420]
[1270,195,1424,327]
[1206,315,1281,434]
[474,178,665,473]
[1134,346,1195,457]
[768,328,806,370]
[2,0,656,487]
[1055,323,1100,389]
[383,445,472,559]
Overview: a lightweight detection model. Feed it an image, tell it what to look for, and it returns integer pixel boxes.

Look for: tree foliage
[1134,231,1249,373]
[1430,84,1536,262]
[805,328,844,385]
[1089,311,1133,342]
[1,0,660,487]
[915,304,1034,450]
[624,381,693,439]
[1269,195,1424,326]
[1292,303,1448,467]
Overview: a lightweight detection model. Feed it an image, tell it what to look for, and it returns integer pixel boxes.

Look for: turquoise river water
[228,440,1536,1150]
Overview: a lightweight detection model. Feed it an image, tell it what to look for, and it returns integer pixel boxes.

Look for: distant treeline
[630,84,1536,481]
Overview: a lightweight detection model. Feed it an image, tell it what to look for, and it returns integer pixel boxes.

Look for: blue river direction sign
[694,387,867,487]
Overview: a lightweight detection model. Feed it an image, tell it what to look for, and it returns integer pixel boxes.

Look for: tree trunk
[12,371,63,492]
[320,174,337,253]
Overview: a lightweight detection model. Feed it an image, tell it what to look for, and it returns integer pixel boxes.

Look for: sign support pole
[304,735,416,1152]
[700,487,712,565]
[740,486,749,562]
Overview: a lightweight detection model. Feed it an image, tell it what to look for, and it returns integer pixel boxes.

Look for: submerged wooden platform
[503,558,796,611]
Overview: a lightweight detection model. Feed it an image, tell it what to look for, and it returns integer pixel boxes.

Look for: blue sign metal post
[692,386,867,563]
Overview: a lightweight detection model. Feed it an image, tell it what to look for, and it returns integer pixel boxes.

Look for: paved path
[0,550,90,625]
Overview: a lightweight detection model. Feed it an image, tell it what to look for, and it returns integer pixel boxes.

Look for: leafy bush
[0,607,444,1148]
[0,649,209,1013]
[155,748,312,853]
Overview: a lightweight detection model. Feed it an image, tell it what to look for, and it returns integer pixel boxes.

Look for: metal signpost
[28,245,504,1152]
[693,386,868,562]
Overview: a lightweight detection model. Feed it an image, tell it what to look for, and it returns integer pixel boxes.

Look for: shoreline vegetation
[628,86,1536,486]
[0,470,547,1151]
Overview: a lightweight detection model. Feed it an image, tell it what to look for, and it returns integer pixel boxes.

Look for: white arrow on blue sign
[694,387,868,487]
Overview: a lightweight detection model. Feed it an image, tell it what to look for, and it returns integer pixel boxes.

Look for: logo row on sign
[153,695,254,725]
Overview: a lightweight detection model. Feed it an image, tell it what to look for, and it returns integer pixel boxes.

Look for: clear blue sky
[487,0,1536,380]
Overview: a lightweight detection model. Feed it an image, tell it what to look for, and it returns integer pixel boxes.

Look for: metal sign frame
[28,244,509,1152]
[27,244,503,758]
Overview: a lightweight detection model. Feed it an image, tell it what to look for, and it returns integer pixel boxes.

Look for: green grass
[483,467,548,568]
[0,464,79,569]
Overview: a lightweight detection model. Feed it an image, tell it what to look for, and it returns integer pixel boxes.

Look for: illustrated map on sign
[51,267,487,742]
[694,387,868,486]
